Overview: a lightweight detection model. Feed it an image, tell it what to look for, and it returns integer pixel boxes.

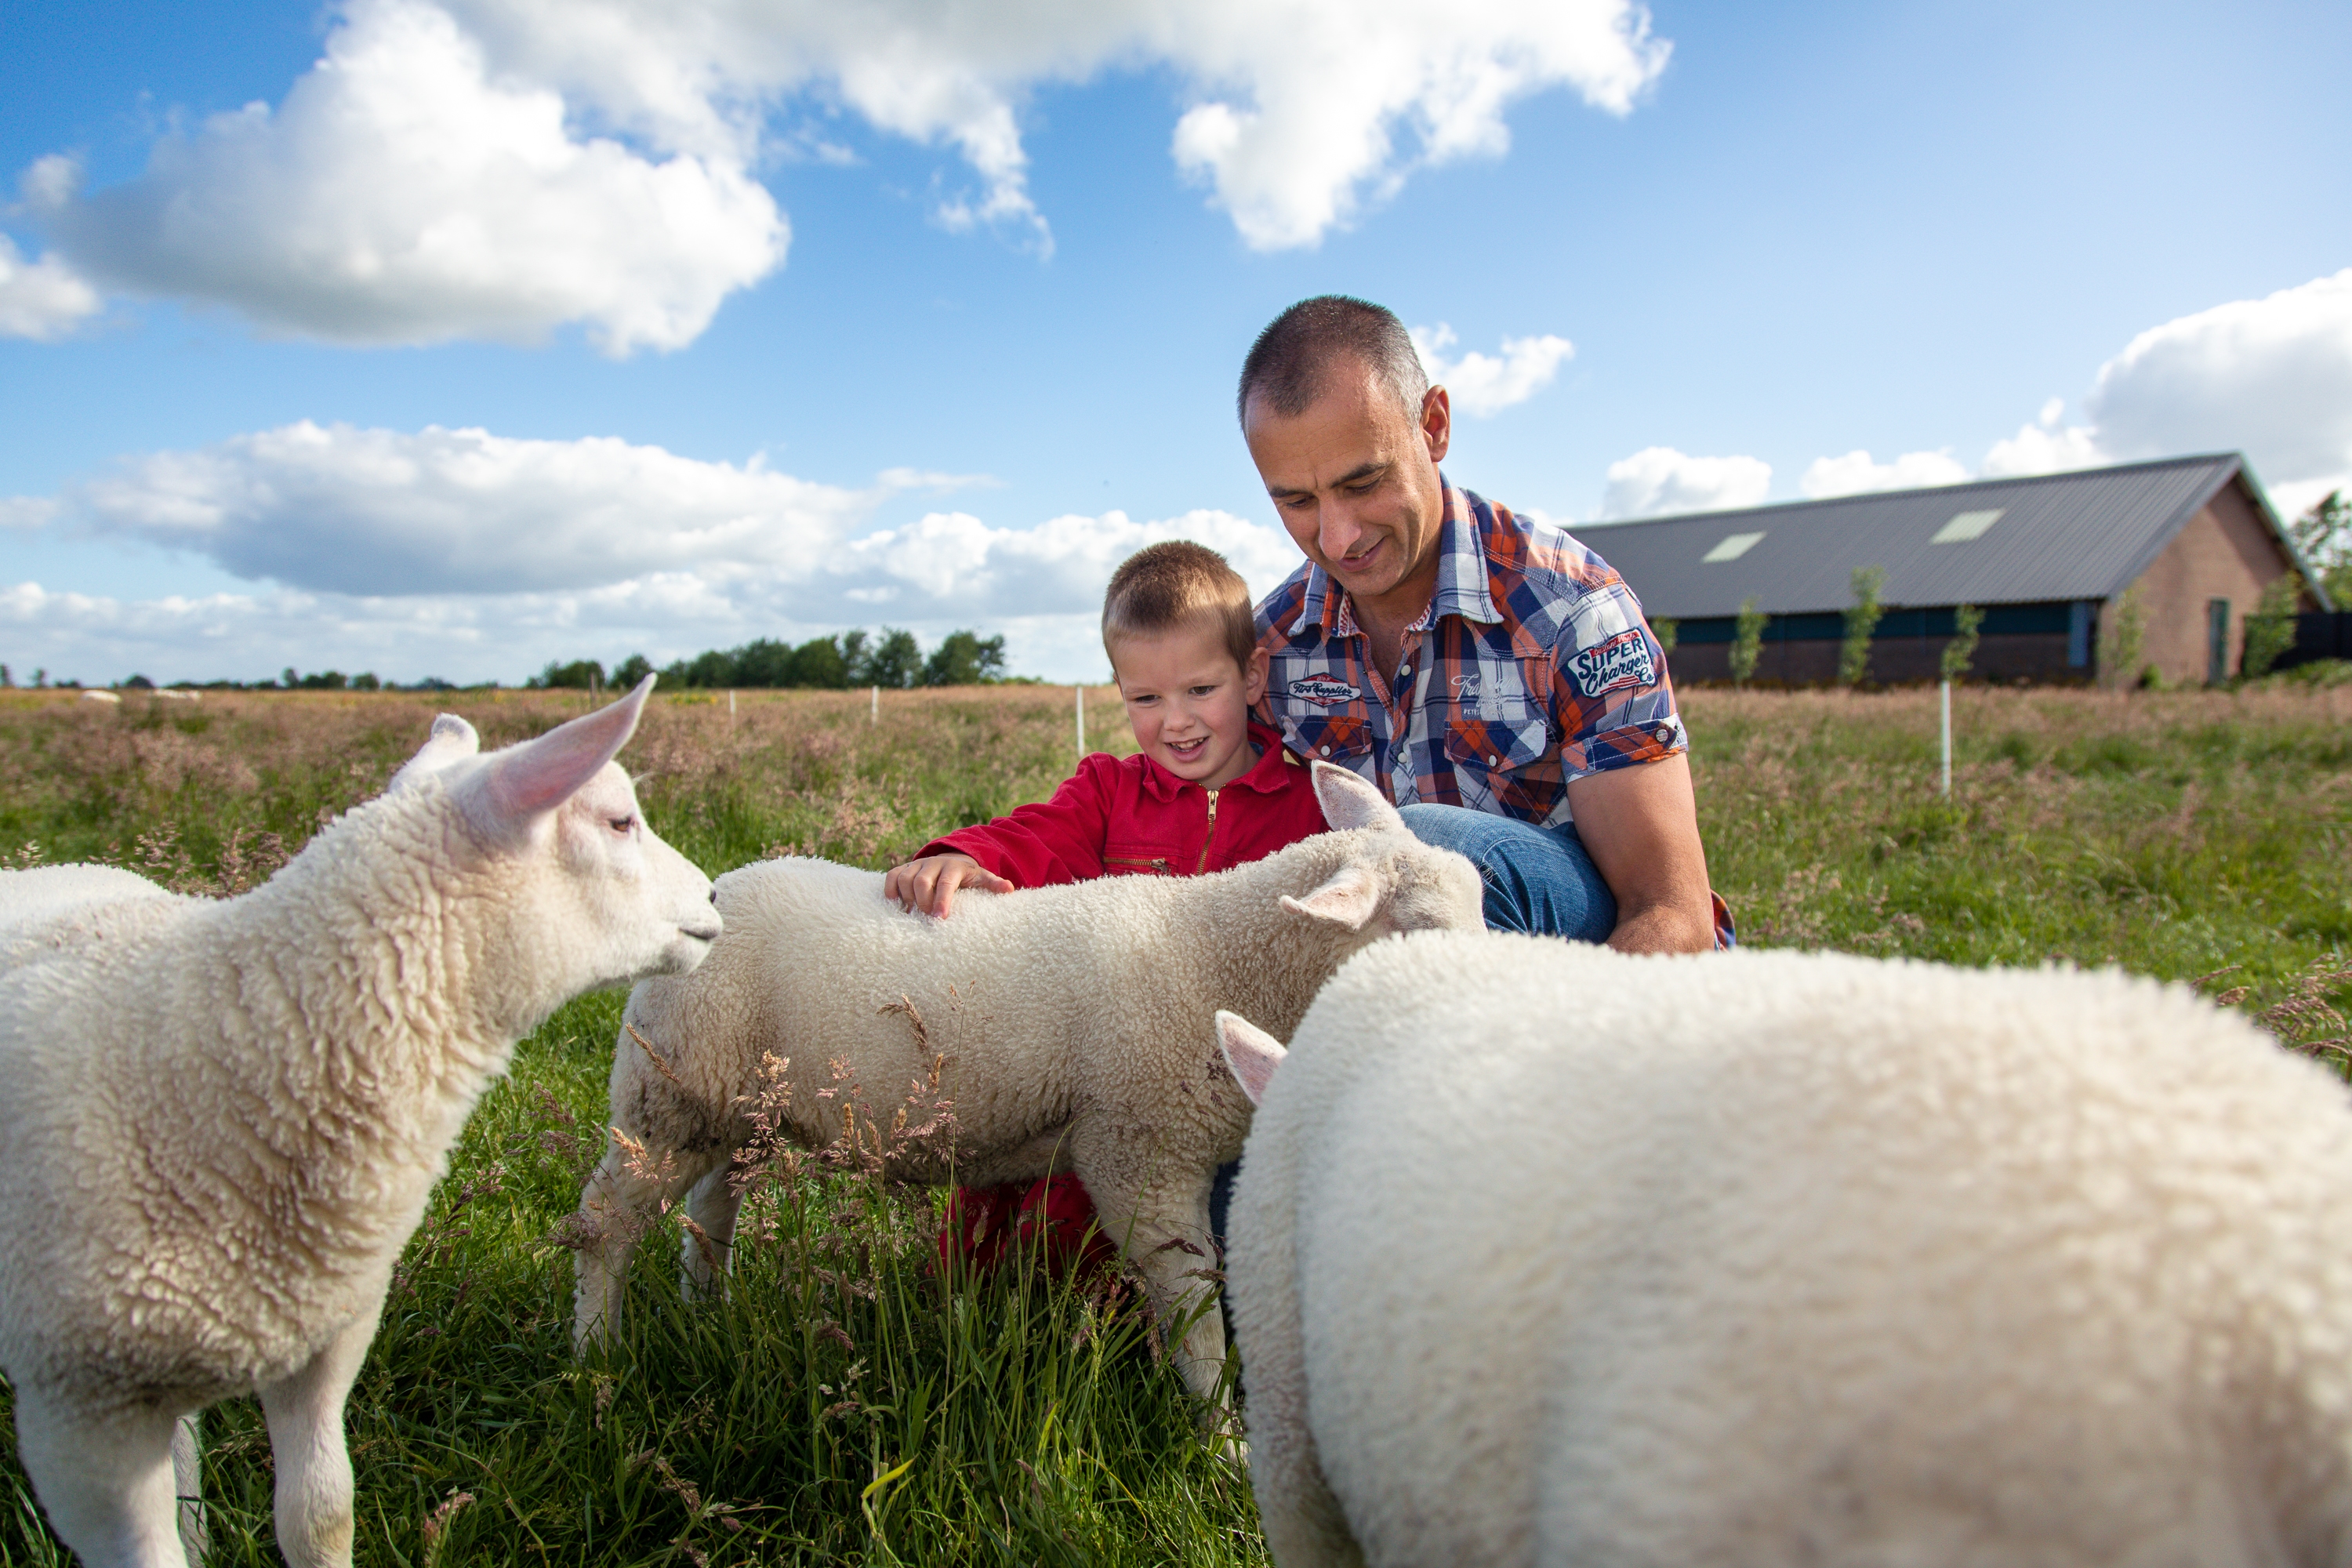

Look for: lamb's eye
[608,815,636,834]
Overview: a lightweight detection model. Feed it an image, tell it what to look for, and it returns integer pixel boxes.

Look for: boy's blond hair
[1102,542,1258,675]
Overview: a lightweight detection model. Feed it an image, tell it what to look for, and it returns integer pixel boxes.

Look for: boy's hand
[884,852,1016,917]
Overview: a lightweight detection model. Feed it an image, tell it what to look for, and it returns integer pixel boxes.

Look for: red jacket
[915,722,1330,887]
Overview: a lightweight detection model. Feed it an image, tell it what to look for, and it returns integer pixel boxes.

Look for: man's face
[1243,359,1451,620]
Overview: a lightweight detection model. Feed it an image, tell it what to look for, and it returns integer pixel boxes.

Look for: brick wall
[2105,478,2307,685]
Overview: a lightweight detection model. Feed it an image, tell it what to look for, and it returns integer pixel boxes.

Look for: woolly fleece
[0,680,719,1568]
[1225,930,2352,1568]
[572,761,1483,1402]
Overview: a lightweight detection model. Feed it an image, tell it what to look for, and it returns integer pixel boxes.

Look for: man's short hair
[1102,541,1258,675]
[1237,295,1430,425]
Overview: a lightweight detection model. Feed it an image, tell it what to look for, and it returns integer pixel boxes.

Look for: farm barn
[1592,453,2335,686]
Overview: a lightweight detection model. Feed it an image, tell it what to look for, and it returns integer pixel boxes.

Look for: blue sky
[4,0,2349,684]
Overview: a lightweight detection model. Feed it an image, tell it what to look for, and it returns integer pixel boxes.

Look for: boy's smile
[1112,622,1271,791]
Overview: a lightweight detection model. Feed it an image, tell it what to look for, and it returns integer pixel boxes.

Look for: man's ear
[1421,383,1451,464]
[1280,862,1382,930]
[389,713,481,793]
[1312,761,1403,833]
[1217,1011,1287,1108]
[464,674,654,835]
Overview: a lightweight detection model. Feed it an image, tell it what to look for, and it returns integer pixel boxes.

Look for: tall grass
[2,680,2347,1563]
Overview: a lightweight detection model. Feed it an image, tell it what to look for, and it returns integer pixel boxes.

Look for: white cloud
[456,0,1668,252]
[1980,397,2105,479]
[1800,448,1969,499]
[37,0,786,355]
[1595,446,1770,520]
[0,234,101,340]
[1,495,60,529]
[7,421,1304,683]
[17,0,1666,346]
[63,422,875,593]
[2083,268,2352,487]
[1411,323,1574,417]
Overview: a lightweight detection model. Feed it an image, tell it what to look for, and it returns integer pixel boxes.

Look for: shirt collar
[1283,473,1501,637]
[1136,721,1294,800]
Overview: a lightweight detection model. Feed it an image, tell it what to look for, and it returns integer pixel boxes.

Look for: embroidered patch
[1567,629,1657,698]
[1288,677,1362,706]
[1450,672,1481,698]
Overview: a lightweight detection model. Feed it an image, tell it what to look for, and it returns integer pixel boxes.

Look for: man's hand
[882,852,1016,917]
[1565,753,1719,955]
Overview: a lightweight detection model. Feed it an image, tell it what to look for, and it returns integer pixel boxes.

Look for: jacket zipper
[1195,788,1220,875]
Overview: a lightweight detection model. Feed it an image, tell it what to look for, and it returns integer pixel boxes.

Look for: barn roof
[1577,453,2308,619]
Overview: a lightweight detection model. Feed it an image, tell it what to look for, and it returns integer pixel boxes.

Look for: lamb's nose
[709,887,719,906]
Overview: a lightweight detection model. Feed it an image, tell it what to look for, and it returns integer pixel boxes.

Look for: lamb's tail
[174,1411,208,1563]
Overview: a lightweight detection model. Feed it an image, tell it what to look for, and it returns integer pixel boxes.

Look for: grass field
[3,680,2349,1564]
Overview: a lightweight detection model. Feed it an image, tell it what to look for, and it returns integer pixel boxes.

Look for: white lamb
[0,677,720,1568]
[572,762,1482,1403]
[1217,930,2352,1567]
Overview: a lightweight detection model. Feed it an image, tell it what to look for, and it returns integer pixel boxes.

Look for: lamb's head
[1279,761,1483,937]
[389,675,720,1009]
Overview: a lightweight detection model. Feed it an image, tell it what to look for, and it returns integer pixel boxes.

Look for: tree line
[527,626,1022,693]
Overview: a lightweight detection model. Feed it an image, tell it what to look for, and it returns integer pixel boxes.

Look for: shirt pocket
[1102,841,1178,877]
[1281,712,1375,765]
[1442,717,1559,818]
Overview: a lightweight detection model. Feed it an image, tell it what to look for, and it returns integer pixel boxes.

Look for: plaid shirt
[1254,477,1687,828]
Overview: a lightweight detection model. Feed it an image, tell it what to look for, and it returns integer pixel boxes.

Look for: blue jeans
[1396,802,1618,942]
[1207,806,1621,1247]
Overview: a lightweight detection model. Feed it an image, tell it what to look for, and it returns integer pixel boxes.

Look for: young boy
[884,540,1331,1276]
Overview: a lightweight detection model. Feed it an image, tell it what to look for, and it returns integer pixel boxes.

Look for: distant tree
[0,663,10,688]
[923,630,1008,687]
[351,671,381,691]
[281,666,299,690]
[2292,491,2351,607]
[1649,619,1678,659]
[125,674,154,690]
[2097,588,2145,691]
[1838,565,1886,688]
[530,659,604,691]
[861,627,924,689]
[31,668,45,688]
[731,638,795,688]
[1729,597,1765,688]
[1940,604,1984,682]
[611,653,654,689]
[2241,576,2302,681]
[788,635,850,689]
[839,630,871,679]
[296,670,349,691]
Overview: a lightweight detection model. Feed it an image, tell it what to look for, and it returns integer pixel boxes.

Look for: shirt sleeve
[913,754,1120,887]
[1547,579,1689,782]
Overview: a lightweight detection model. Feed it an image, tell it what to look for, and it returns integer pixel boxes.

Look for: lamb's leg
[172,1412,207,1564]
[257,1301,381,1568]
[572,1138,720,1348]
[13,1385,190,1568]
[1080,1163,1230,1406]
[680,1161,746,1301]
[1230,1229,1361,1566]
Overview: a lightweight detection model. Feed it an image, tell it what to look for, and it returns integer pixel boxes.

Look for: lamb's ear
[1312,761,1403,833]
[1217,1011,1287,1108]
[475,674,655,826]
[1280,862,1383,930]
[388,713,481,793]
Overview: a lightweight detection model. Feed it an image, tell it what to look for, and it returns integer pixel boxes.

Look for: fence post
[728,689,735,724]
[1940,679,1952,797]
[871,684,879,724]
[1075,684,1085,760]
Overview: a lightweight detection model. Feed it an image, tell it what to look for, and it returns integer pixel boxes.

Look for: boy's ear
[1243,644,1269,708]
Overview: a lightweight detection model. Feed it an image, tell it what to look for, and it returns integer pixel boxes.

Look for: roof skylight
[1931,507,2005,544]
[1701,531,1766,563]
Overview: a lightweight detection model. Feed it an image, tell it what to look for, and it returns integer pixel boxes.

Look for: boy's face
[1112,623,1269,790]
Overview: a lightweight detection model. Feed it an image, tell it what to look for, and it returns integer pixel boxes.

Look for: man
[1241,295,1730,953]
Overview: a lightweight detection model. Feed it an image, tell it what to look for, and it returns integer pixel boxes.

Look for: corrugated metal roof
[1577,454,2259,619]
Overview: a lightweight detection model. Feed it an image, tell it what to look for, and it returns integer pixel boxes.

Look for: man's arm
[1564,753,1717,954]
